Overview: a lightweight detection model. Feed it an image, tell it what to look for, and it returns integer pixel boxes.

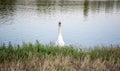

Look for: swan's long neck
[57,22,65,46]
[58,24,62,36]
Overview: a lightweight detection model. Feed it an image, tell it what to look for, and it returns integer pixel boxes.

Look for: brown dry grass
[0,42,120,71]
[0,55,120,71]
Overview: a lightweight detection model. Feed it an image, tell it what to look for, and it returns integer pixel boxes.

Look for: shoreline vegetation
[0,41,120,71]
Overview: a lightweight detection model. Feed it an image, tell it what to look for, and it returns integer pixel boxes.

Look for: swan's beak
[59,22,61,27]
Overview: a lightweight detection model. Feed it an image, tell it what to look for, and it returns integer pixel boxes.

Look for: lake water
[0,0,120,46]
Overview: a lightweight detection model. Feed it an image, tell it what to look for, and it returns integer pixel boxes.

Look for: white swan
[56,22,65,47]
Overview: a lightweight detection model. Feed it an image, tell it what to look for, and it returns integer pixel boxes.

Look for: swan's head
[59,22,61,27]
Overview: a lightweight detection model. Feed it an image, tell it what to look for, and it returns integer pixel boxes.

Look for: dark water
[0,0,120,46]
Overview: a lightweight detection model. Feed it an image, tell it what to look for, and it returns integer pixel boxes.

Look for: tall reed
[0,41,120,71]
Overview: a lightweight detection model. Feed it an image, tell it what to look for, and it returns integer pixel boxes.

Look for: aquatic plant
[0,41,120,71]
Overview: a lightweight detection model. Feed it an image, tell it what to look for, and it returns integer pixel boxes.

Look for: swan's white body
[56,22,65,47]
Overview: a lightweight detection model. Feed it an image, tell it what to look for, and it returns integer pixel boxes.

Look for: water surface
[0,0,120,46]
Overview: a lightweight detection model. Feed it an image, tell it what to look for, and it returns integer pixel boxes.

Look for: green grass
[0,41,119,62]
[0,41,82,62]
[0,41,120,71]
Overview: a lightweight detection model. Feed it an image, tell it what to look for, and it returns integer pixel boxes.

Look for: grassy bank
[0,41,120,71]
